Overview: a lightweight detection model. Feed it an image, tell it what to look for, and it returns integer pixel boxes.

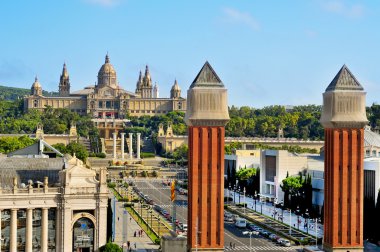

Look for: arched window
[33,100,38,108]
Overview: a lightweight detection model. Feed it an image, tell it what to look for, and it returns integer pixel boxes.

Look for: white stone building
[0,155,108,252]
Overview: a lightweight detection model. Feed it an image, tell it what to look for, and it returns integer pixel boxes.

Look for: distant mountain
[0,85,59,100]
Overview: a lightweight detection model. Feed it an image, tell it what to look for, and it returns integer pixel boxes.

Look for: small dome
[32,77,41,88]
[171,79,181,91]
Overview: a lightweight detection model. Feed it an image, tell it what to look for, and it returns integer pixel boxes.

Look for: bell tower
[185,61,229,252]
[320,65,367,252]
[59,62,70,96]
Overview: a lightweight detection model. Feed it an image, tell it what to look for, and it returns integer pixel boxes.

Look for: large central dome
[97,54,117,88]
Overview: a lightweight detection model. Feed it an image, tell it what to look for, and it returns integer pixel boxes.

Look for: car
[269,234,279,241]
[277,238,285,245]
[280,239,291,247]
[247,223,257,231]
[234,218,247,228]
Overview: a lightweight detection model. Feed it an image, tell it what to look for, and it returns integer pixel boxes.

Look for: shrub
[236,203,247,208]
[154,238,161,244]
[96,152,106,158]
[115,161,121,166]
[141,171,148,177]
[89,152,96,157]
[152,171,158,177]
[141,152,155,158]
[107,182,116,189]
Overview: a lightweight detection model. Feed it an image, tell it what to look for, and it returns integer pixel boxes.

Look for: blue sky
[0,0,379,107]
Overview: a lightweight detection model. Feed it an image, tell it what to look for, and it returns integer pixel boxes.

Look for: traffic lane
[224,222,277,247]
[133,180,188,224]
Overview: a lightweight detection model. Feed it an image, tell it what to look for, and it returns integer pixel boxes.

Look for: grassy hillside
[0,85,59,100]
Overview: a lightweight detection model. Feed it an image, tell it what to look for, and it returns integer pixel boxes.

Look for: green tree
[280,175,303,209]
[99,241,122,252]
[172,144,188,162]
[236,167,257,180]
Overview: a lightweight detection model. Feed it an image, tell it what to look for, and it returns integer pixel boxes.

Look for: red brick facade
[188,126,225,251]
[324,128,364,251]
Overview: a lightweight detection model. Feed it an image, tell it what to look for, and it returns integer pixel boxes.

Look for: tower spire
[105,53,110,63]
[59,62,70,96]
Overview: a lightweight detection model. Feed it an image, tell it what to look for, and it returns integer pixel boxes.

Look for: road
[131,178,301,252]
[228,190,323,238]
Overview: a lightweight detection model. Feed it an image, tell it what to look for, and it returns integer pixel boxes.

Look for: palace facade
[24,54,186,118]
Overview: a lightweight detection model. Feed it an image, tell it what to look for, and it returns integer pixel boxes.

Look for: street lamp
[238,186,241,204]
[296,205,300,230]
[158,216,161,236]
[305,209,309,233]
[242,231,256,252]
[254,192,257,212]
[273,198,278,220]
[279,201,284,222]
[259,194,263,214]
[229,184,232,205]
[243,187,246,215]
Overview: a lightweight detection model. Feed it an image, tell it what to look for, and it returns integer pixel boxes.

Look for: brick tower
[320,65,368,252]
[185,62,230,252]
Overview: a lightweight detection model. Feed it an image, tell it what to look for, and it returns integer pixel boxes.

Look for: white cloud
[321,1,365,18]
[222,7,260,31]
[84,0,122,7]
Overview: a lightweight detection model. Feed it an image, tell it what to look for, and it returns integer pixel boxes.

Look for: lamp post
[254,192,257,212]
[229,184,232,205]
[140,200,143,221]
[158,216,161,236]
[289,208,292,235]
[259,194,263,214]
[243,187,246,215]
[279,201,284,222]
[242,231,254,252]
[314,218,319,249]
[233,185,237,204]
[238,186,241,204]
[305,209,309,233]
[296,205,300,230]
[273,198,277,220]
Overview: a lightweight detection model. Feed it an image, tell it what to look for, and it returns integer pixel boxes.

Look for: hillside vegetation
[0,85,59,100]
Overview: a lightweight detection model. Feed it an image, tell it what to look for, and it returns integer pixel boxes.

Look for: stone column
[121,133,125,160]
[129,133,133,159]
[137,133,141,159]
[26,208,33,252]
[113,132,117,159]
[41,208,48,252]
[10,209,17,252]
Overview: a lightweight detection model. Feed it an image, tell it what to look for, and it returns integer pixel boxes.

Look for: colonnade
[113,132,141,160]
[0,208,51,252]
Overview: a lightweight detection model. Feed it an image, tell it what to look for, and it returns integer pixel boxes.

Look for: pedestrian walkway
[113,197,160,251]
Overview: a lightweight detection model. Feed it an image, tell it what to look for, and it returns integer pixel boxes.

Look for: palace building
[24,54,186,119]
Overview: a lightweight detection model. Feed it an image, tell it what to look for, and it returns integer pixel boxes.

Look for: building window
[106,101,111,108]
[372,150,376,157]
[34,100,38,108]
[366,150,370,157]
[98,101,103,108]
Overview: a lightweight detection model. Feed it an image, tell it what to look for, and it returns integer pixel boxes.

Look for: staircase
[141,138,155,154]
[79,137,91,152]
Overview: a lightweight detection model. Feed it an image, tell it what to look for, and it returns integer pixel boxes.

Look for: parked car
[234,218,247,228]
[280,239,291,247]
